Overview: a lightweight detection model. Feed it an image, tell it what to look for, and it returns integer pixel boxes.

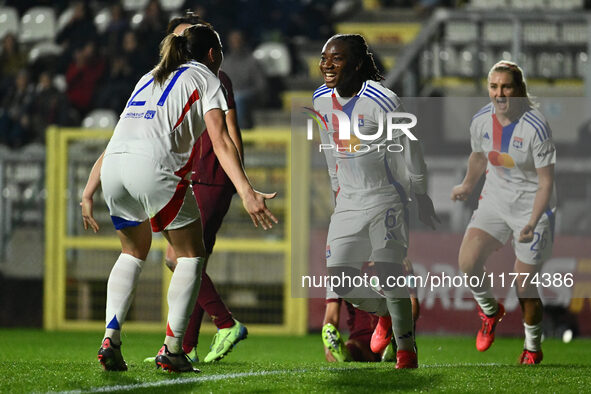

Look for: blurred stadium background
[0,0,590,342]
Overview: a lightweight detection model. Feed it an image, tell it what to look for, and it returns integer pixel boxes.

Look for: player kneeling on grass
[81,24,277,373]
[322,259,420,363]
[451,61,556,365]
[314,34,438,369]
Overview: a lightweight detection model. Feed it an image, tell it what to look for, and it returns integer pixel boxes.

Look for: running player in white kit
[314,34,438,369]
[81,24,277,373]
[451,61,556,364]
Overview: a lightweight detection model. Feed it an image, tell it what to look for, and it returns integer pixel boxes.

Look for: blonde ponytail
[152,34,189,85]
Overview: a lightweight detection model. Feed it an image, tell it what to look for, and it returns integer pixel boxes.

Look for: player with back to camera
[139,12,248,366]
[451,61,556,364]
[81,24,277,373]
[313,34,438,369]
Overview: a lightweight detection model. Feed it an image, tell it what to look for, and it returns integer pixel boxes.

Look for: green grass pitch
[0,329,590,393]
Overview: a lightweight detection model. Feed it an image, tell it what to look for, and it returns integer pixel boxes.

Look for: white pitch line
[55,370,290,394]
[51,363,505,393]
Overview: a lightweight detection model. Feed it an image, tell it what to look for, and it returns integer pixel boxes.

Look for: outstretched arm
[81,151,104,233]
[205,109,277,229]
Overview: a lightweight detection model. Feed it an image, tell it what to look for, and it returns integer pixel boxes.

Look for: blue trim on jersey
[545,208,555,241]
[111,216,142,230]
[157,67,189,106]
[358,81,368,96]
[365,85,397,111]
[127,77,154,107]
[341,96,360,118]
[472,104,492,120]
[523,117,545,142]
[107,315,120,330]
[501,122,517,153]
[383,156,409,224]
[313,85,331,99]
[361,92,389,112]
[524,112,549,140]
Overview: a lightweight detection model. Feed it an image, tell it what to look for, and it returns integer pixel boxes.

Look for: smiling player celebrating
[451,61,556,364]
[313,34,438,369]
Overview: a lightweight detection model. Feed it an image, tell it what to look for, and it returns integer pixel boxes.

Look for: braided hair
[330,34,384,82]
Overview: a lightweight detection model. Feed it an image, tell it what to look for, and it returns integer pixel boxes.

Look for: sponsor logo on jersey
[488,150,515,168]
[124,112,145,119]
[513,136,523,149]
[483,132,490,139]
[537,147,555,158]
[144,110,156,119]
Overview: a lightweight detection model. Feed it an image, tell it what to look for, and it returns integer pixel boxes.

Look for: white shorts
[326,202,408,268]
[101,152,200,232]
[467,198,555,265]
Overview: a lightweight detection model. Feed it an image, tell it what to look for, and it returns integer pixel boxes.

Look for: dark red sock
[182,270,234,353]
[199,271,234,329]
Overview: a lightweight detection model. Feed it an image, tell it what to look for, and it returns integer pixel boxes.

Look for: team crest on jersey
[513,136,523,149]
[326,245,331,258]
[483,132,490,139]
[144,110,156,119]
[358,114,364,127]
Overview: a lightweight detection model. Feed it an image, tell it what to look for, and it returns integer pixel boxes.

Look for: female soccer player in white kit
[314,34,438,369]
[452,61,556,364]
[81,24,277,372]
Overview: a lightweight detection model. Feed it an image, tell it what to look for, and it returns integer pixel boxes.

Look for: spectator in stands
[222,30,267,129]
[0,70,35,148]
[96,31,147,112]
[101,3,130,59]
[136,0,169,66]
[0,34,28,89]
[29,71,77,143]
[56,1,97,69]
[65,41,106,117]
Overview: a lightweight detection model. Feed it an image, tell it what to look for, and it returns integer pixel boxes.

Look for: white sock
[524,322,543,351]
[104,253,144,345]
[384,295,415,351]
[164,256,204,353]
[471,288,498,316]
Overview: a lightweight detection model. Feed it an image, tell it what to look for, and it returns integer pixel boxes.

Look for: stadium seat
[56,6,74,33]
[82,109,119,129]
[159,0,185,12]
[19,7,56,44]
[0,7,19,40]
[253,42,291,77]
[94,7,112,34]
[122,0,150,12]
[28,41,62,64]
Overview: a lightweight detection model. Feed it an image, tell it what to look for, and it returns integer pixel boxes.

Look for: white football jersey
[105,61,228,174]
[313,80,426,210]
[470,103,557,208]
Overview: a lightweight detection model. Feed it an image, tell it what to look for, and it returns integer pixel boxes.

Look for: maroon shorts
[192,182,235,254]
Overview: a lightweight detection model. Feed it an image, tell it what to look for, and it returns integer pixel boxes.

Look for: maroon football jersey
[191,70,237,188]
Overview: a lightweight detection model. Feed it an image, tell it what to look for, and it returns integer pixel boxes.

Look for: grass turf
[0,329,589,393]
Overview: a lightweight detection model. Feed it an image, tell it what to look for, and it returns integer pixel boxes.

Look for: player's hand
[80,197,99,233]
[415,193,440,230]
[242,190,278,230]
[451,184,472,201]
[518,224,535,243]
